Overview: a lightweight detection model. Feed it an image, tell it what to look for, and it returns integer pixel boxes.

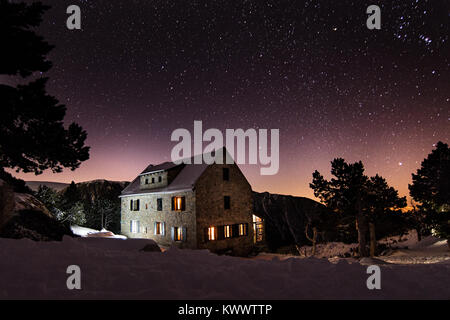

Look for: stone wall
[120,190,197,249]
[139,171,168,190]
[195,163,253,256]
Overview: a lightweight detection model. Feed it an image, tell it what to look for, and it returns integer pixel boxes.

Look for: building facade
[120,150,256,255]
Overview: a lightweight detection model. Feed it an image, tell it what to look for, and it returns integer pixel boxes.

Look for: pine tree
[366,175,406,256]
[310,158,370,257]
[0,0,89,175]
[409,142,450,245]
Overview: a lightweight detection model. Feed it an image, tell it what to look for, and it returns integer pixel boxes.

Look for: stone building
[120,149,260,255]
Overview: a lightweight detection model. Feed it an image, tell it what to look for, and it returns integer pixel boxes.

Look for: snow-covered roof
[121,148,231,196]
[139,162,180,175]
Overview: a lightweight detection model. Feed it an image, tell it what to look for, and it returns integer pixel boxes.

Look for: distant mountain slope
[26,180,130,199]
[73,180,129,203]
[253,191,332,250]
[26,181,69,192]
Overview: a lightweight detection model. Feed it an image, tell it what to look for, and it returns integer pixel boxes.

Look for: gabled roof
[121,148,231,196]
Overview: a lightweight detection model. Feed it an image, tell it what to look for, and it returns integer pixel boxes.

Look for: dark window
[223,168,229,181]
[130,199,139,211]
[133,199,140,211]
[152,177,155,183]
[145,178,149,184]
[157,198,163,211]
[224,196,230,209]
[158,176,162,182]
[217,225,225,240]
[172,196,186,211]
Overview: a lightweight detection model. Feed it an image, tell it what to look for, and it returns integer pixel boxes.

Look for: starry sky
[9,0,449,201]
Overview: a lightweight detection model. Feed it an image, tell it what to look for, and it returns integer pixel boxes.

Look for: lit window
[130,220,140,233]
[224,225,231,238]
[253,215,262,223]
[155,222,161,235]
[208,227,216,241]
[172,196,185,211]
[238,223,248,236]
[173,226,184,241]
[253,215,263,243]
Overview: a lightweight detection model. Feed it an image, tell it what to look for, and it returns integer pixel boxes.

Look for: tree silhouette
[310,159,406,257]
[409,141,450,244]
[60,181,81,211]
[0,0,89,175]
[366,174,406,256]
[310,158,370,257]
[409,142,450,211]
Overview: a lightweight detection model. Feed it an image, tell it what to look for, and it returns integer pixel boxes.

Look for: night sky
[8,0,449,201]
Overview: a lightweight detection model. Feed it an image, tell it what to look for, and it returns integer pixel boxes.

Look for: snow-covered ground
[378,232,450,264]
[71,225,127,239]
[270,230,450,265]
[0,236,449,299]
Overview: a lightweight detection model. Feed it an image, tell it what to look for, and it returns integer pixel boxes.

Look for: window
[154,222,165,235]
[224,225,232,238]
[207,227,216,241]
[172,196,185,211]
[130,220,140,233]
[172,227,185,241]
[253,215,263,243]
[157,198,163,211]
[239,223,248,236]
[223,168,229,181]
[130,199,140,211]
[158,176,162,183]
[152,177,155,183]
[145,178,149,184]
[224,196,230,209]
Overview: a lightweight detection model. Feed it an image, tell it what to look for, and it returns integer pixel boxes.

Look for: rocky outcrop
[14,192,52,217]
[0,179,73,241]
[253,192,331,250]
[0,209,73,241]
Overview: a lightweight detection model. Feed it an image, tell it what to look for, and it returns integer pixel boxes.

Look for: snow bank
[71,225,127,239]
[0,237,449,299]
